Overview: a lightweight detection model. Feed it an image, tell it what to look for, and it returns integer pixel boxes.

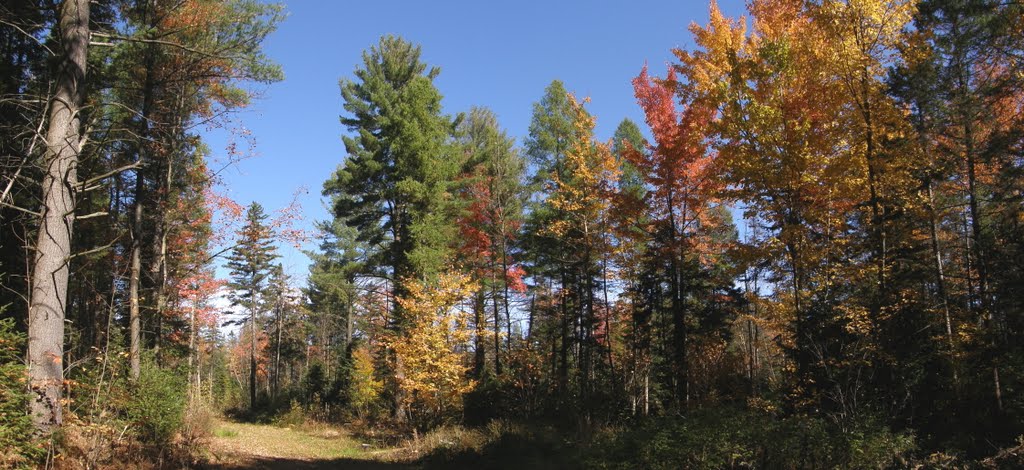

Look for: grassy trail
[203,418,414,470]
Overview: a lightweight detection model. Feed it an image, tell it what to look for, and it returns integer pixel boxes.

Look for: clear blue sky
[205,0,746,281]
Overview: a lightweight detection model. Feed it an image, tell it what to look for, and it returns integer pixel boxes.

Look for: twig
[1,91,50,205]
[71,235,124,259]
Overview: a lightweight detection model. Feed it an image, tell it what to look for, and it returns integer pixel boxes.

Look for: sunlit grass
[213,427,239,438]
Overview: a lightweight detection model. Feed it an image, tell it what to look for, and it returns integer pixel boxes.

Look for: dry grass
[206,418,368,464]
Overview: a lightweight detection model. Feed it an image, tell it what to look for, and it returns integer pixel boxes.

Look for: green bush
[120,363,188,445]
[0,317,43,467]
[276,399,308,427]
[589,407,915,469]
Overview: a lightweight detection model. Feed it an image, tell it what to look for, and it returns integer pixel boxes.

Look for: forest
[1,0,1023,468]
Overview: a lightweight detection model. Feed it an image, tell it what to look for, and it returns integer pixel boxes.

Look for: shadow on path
[202,456,415,470]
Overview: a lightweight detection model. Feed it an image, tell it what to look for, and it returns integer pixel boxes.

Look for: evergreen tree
[610,118,647,199]
[225,202,278,410]
[305,219,363,388]
[324,35,461,319]
[524,80,575,179]
[521,80,580,395]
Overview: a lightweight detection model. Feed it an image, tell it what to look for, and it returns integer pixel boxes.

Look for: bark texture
[27,0,89,434]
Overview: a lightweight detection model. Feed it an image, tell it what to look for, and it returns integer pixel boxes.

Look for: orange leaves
[623,63,724,263]
[160,0,227,32]
[679,0,858,254]
[506,265,527,293]
[456,177,495,266]
[677,1,748,99]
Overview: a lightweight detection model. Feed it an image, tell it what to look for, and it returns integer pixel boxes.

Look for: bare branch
[0,19,54,56]
[75,161,141,191]
[91,31,235,60]
[0,201,41,217]
[71,235,124,259]
[76,211,108,220]
[1,92,50,205]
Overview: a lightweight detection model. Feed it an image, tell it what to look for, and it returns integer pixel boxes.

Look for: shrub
[181,397,213,448]
[120,363,188,445]
[418,420,578,470]
[302,362,327,404]
[0,317,43,468]
[276,399,308,428]
[589,407,915,469]
[349,345,383,418]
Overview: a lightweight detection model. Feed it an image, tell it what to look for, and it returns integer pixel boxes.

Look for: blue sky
[204,0,746,281]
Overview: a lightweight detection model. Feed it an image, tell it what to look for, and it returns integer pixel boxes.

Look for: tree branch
[75,161,142,191]
[91,31,235,60]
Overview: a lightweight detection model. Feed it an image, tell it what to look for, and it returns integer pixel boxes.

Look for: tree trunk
[128,7,159,379]
[666,191,687,409]
[346,294,354,347]
[473,290,485,378]
[926,180,957,379]
[558,269,570,392]
[501,240,513,349]
[27,0,89,434]
[492,272,503,376]
[129,188,143,380]
[274,302,282,399]
[250,309,257,410]
[151,159,171,359]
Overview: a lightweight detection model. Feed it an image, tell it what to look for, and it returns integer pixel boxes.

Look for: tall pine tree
[225,202,278,410]
[325,35,461,318]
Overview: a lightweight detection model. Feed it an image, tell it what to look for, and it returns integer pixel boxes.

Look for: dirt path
[203,419,415,470]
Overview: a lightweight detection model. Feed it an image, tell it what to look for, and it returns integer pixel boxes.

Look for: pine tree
[225,202,278,410]
[521,80,580,394]
[325,35,461,319]
[26,0,89,433]
[305,219,363,388]
[543,95,620,406]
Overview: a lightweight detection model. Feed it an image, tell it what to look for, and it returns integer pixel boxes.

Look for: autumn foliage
[386,273,478,426]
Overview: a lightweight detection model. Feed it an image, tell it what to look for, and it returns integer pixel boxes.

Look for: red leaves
[455,170,526,295]
[506,265,527,293]
[625,64,724,261]
[632,65,682,151]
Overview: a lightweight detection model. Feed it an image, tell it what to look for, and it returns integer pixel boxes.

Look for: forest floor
[202,418,416,470]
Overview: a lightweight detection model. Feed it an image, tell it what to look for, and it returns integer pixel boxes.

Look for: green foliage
[0,317,43,467]
[589,408,914,469]
[524,80,575,176]
[302,362,327,403]
[213,427,239,438]
[419,421,576,470]
[226,202,279,316]
[277,399,308,428]
[327,34,461,287]
[120,364,188,445]
[610,118,646,198]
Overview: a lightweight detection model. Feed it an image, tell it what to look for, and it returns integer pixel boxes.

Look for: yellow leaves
[544,94,619,242]
[838,304,874,337]
[817,0,915,54]
[349,345,382,415]
[677,1,748,99]
[387,272,478,418]
[747,396,779,414]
